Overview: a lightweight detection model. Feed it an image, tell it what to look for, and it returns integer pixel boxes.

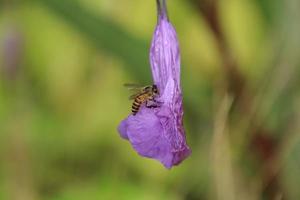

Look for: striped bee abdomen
[131,95,147,115]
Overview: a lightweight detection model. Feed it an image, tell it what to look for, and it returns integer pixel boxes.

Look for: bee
[124,83,160,115]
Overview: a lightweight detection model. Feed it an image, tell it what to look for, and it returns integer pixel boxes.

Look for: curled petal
[150,16,181,93]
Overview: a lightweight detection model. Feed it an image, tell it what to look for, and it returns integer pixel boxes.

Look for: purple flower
[118,0,191,169]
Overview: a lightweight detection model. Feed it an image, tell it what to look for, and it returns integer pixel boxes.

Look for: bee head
[152,85,159,95]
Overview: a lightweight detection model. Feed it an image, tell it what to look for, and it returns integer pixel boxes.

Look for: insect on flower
[124,83,160,115]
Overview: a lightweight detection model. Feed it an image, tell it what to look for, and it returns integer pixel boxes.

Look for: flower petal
[118,107,191,169]
[150,16,181,93]
[118,119,129,140]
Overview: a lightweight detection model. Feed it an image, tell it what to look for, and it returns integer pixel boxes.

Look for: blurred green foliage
[0,0,300,200]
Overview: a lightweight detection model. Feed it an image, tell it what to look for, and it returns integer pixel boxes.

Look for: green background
[0,0,300,199]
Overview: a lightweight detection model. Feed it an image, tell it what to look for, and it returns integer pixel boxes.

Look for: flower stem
[156,0,169,20]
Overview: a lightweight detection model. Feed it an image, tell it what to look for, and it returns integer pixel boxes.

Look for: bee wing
[123,83,143,89]
[124,83,146,100]
[128,93,141,100]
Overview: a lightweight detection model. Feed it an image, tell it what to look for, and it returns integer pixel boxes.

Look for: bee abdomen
[131,100,141,115]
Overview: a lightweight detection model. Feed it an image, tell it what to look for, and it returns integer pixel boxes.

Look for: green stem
[156,0,169,20]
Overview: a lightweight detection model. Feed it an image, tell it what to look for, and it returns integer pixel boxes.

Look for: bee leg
[146,100,161,108]
[145,101,155,108]
[146,104,158,108]
[154,99,164,106]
